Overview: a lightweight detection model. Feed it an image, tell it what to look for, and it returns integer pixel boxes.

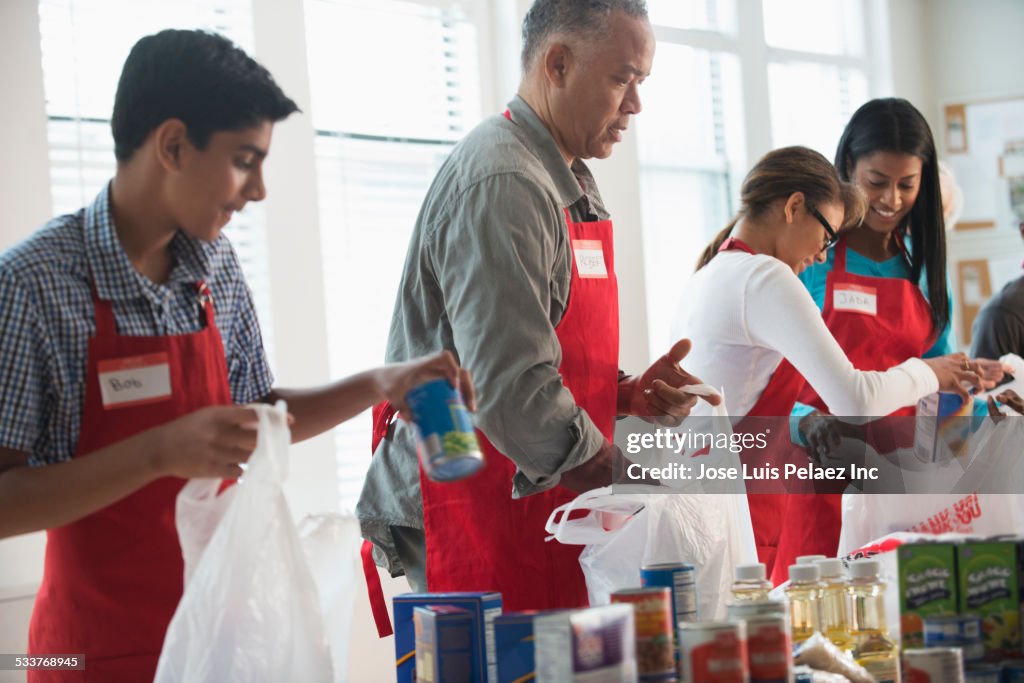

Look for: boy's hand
[149,405,263,479]
[376,350,476,421]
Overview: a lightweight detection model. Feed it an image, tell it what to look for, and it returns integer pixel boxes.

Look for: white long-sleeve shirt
[672,251,939,417]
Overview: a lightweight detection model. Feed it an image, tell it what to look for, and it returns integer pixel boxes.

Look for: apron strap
[833,237,849,274]
[92,287,118,338]
[363,400,400,638]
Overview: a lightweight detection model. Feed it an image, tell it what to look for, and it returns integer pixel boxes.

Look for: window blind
[37,0,276,358]
[304,0,482,511]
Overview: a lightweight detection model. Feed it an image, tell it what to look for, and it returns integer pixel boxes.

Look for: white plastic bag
[155,402,333,683]
[545,386,758,619]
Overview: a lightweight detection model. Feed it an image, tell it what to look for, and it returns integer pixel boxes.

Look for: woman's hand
[972,358,1015,390]
[923,353,982,403]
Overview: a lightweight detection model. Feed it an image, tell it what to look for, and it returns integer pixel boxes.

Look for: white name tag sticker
[97,352,172,409]
[833,283,878,316]
[572,239,608,279]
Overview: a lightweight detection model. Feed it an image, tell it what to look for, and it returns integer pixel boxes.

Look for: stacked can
[1002,660,1024,682]
[902,648,965,683]
[963,664,1001,683]
[642,563,698,675]
[924,614,985,664]
[744,615,791,683]
[677,621,748,683]
[611,588,677,682]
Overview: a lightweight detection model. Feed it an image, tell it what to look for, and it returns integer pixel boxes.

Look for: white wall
[0,4,55,678]
[889,0,1024,349]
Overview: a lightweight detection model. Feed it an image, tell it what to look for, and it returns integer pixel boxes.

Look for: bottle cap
[735,563,767,581]
[789,564,820,583]
[848,558,881,579]
[796,554,827,564]
[815,558,845,578]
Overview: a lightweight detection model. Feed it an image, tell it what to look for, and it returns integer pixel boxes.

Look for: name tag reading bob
[833,283,877,316]
[573,239,608,279]
[98,352,173,409]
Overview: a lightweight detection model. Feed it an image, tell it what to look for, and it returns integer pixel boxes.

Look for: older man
[358,0,713,622]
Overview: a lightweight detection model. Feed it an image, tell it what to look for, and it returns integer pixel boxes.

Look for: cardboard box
[957,539,1023,659]
[414,606,476,683]
[898,542,959,648]
[393,592,502,682]
[534,604,637,682]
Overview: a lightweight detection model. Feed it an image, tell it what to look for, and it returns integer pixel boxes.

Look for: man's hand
[149,406,263,480]
[618,339,720,426]
[798,410,865,463]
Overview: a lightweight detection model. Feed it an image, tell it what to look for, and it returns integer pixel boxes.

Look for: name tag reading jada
[572,239,608,279]
[97,352,172,409]
[833,283,878,316]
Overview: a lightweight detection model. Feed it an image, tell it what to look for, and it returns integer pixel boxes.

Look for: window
[637,0,878,358]
[303,0,483,511]
[37,0,276,356]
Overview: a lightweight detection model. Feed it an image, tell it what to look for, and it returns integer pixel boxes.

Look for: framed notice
[945,96,1024,232]
[956,259,992,345]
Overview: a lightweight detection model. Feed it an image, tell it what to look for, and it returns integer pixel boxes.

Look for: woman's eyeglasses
[809,206,839,252]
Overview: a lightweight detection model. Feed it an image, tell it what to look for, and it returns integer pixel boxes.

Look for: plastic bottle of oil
[785,563,820,645]
[848,559,900,683]
[731,563,772,602]
[815,558,852,651]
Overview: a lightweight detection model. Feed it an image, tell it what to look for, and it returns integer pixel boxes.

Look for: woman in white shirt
[672,146,979,578]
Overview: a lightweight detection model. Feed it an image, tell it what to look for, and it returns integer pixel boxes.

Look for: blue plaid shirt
[0,184,273,466]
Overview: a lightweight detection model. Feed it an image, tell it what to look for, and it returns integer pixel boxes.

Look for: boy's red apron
[363,207,619,636]
[766,237,936,583]
[28,281,232,682]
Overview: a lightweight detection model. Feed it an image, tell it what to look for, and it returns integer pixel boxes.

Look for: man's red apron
[28,281,232,682]
[363,207,619,635]
[768,237,935,582]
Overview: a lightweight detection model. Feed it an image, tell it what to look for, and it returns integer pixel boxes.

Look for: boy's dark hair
[111,29,299,162]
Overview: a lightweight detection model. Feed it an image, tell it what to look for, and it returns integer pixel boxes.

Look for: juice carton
[957,539,1023,659]
[898,542,959,648]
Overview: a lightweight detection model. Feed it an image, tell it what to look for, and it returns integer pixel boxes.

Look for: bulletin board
[943,95,1024,230]
[943,95,1024,345]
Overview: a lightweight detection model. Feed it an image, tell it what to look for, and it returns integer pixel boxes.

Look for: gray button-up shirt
[357,96,615,576]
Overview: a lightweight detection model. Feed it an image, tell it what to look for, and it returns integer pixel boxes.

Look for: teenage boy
[0,29,471,682]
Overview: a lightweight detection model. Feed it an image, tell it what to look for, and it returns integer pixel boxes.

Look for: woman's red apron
[28,281,232,682]
[363,207,619,635]
[768,237,935,582]
[716,238,811,583]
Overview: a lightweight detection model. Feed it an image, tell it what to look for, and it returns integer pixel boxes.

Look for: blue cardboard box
[414,606,476,682]
[394,592,503,682]
[494,611,541,683]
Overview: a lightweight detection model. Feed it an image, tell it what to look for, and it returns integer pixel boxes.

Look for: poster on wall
[944,96,1024,231]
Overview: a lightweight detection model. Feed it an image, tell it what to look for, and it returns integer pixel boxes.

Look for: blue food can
[1003,661,1024,683]
[406,378,484,482]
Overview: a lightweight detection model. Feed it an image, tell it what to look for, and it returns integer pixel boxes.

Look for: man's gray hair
[521,0,649,73]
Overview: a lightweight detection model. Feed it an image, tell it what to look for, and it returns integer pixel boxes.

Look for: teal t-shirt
[789,242,979,441]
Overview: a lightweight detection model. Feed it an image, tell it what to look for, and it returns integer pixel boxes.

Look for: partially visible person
[776,99,1006,580]
[0,29,472,682]
[357,0,723,626]
[971,221,1024,360]
[676,146,981,580]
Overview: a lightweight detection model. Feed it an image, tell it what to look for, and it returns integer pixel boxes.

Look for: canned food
[924,615,983,643]
[963,664,1001,683]
[677,621,747,683]
[406,378,483,482]
[902,647,964,683]
[745,615,791,683]
[611,588,677,682]
[727,601,787,620]
[641,563,698,626]
[1002,660,1024,683]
